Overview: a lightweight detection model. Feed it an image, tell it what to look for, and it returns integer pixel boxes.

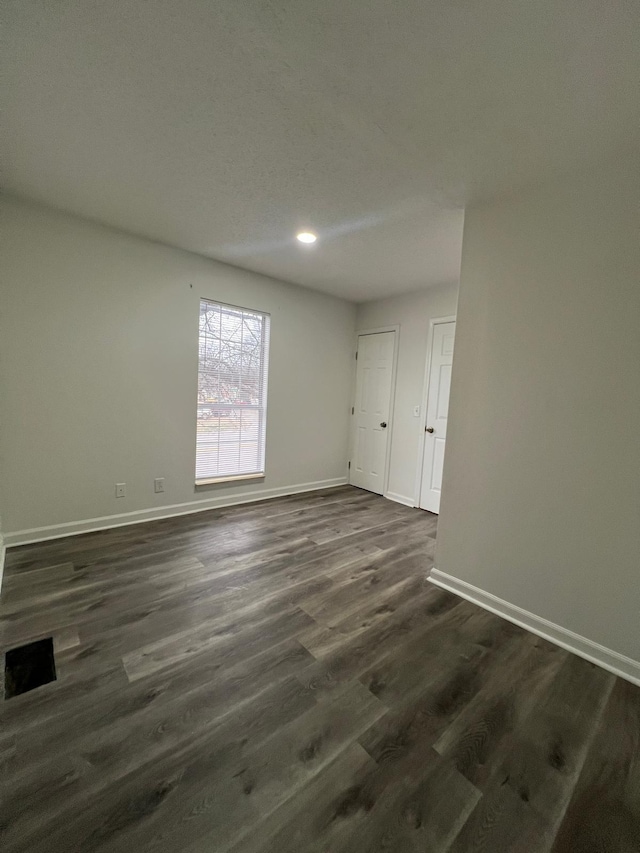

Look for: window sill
[195,473,265,486]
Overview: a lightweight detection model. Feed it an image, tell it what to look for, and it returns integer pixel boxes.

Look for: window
[196,299,270,484]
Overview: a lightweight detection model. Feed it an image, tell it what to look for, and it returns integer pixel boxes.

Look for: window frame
[195,298,271,486]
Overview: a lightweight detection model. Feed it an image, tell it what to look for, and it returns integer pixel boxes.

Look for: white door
[419,321,455,513]
[350,331,395,494]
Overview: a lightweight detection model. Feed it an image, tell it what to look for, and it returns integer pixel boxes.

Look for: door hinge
[351,406,354,415]
[355,351,358,360]
[348,461,351,469]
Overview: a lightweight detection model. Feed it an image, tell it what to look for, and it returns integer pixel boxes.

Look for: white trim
[428,568,640,688]
[195,472,264,486]
[354,325,402,336]
[350,325,400,498]
[385,491,415,508]
[414,315,457,510]
[3,478,348,548]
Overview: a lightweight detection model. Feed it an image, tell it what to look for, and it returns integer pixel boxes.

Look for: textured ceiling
[3,1,639,301]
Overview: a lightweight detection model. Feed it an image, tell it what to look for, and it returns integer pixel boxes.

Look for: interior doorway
[419,318,456,513]
[349,330,396,495]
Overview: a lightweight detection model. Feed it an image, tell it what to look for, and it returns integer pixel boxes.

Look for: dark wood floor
[1,486,639,852]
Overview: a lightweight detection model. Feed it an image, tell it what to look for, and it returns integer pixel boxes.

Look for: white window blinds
[196,300,270,484]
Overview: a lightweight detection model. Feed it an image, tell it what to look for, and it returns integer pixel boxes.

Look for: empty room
[1,2,639,851]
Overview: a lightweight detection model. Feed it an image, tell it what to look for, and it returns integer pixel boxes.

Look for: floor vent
[4,637,57,699]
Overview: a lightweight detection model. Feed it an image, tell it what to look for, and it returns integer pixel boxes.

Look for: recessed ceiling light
[296,231,317,244]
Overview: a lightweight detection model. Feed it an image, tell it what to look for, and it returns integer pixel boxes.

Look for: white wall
[356,283,459,505]
[0,198,356,539]
[436,155,640,665]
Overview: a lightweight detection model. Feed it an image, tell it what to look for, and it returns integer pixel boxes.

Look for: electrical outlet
[115,483,126,498]
[413,405,421,417]
[154,478,165,494]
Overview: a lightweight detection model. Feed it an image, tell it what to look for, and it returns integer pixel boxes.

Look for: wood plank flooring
[1,485,639,852]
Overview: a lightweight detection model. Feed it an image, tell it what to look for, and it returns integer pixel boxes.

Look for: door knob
[380,422,387,428]
[425,426,434,433]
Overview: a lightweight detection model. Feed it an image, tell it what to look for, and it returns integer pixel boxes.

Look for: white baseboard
[4,478,349,548]
[428,568,640,688]
[385,491,415,508]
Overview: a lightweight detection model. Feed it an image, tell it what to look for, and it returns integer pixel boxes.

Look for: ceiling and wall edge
[0,192,359,305]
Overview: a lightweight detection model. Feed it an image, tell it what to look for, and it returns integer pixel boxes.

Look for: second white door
[350,331,395,495]
[419,320,455,513]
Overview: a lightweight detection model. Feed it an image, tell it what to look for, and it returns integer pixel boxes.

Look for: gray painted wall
[0,198,356,536]
[436,155,640,662]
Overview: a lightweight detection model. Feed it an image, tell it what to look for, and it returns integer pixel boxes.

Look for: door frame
[349,325,400,498]
[414,315,457,507]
